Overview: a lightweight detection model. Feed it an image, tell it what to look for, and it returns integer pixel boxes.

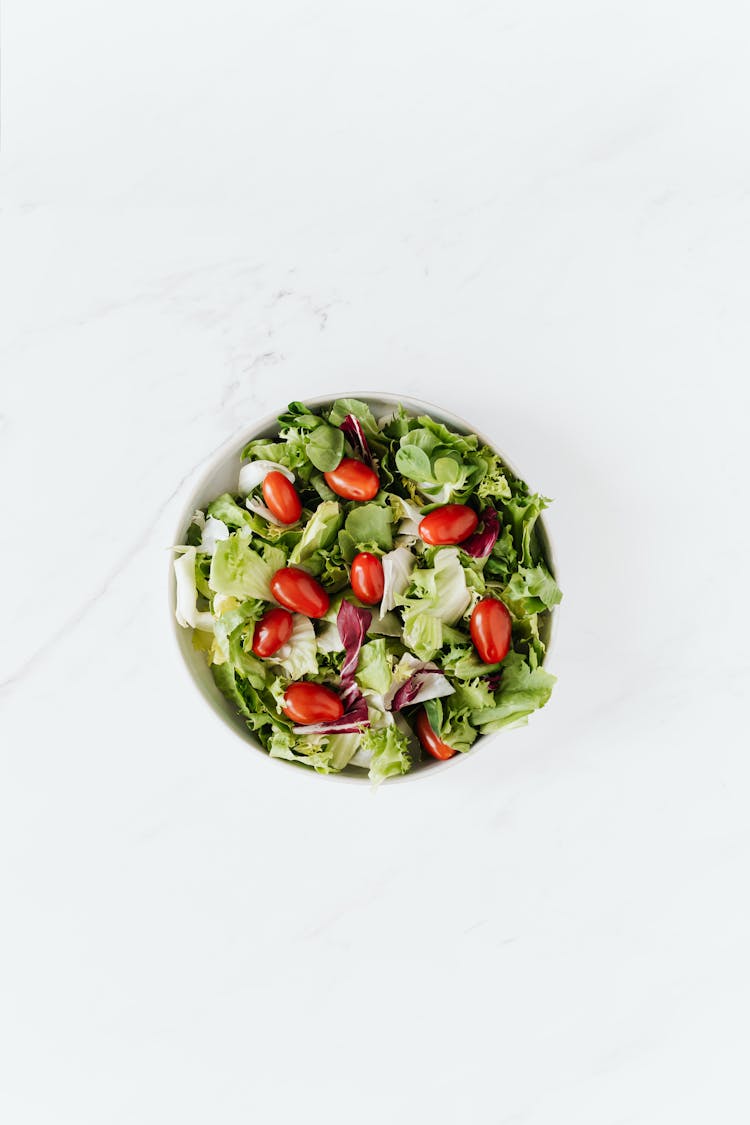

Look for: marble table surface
[2,2,749,1122]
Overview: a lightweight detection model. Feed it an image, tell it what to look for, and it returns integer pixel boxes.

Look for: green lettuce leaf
[326,398,380,438]
[270,614,318,680]
[503,481,549,567]
[502,564,562,615]
[484,524,518,584]
[344,503,393,551]
[441,641,502,679]
[209,534,273,600]
[471,652,556,730]
[306,424,345,472]
[268,729,338,773]
[438,696,479,752]
[512,612,546,668]
[451,677,495,711]
[211,597,265,663]
[361,724,413,784]
[299,538,350,591]
[206,493,255,532]
[241,436,313,479]
[212,663,254,718]
[355,639,392,694]
[394,418,487,503]
[289,501,343,566]
[475,447,512,501]
[402,613,443,661]
[401,548,471,659]
[262,544,287,574]
[327,732,362,771]
[277,401,325,435]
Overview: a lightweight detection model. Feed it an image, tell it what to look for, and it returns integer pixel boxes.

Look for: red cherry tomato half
[350,552,385,605]
[270,567,330,618]
[251,607,294,658]
[262,471,302,525]
[324,458,380,501]
[282,682,344,725]
[418,504,479,546]
[415,708,456,760]
[470,597,512,664]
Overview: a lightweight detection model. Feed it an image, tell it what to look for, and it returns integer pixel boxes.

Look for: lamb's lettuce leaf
[307,424,345,472]
[344,503,393,552]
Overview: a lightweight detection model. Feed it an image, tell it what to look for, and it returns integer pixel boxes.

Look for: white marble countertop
[2,2,749,1122]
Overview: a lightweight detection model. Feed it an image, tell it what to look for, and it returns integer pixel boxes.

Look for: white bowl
[169,393,557,783]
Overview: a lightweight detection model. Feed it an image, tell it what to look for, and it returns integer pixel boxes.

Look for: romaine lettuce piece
[270,614,318,680]
[401,548,470,659]
[289,501,342,566]
[355,639,392,695]
[327,732,362,771]
[212,662,255,718]
[173,548,214,631]
[403,613,443,661]
[379,546,416,615]
[209,534,273,601]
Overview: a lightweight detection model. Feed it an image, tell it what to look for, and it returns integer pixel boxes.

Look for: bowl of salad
[170,394,561,783]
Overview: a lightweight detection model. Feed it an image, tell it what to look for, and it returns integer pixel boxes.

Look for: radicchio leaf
[340,414,374,468]
[337,599,372,685]
[388,662,455,711]
[484,670,503,692]
[292,689,369,735]
[293,600,374,735]
[462,507,500,558]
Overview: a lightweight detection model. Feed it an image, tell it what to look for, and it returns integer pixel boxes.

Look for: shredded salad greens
[173,399,561,782]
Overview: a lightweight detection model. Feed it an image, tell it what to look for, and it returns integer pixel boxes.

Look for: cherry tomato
[470,597,512,664]
[271,567,330,618]
[324,458,380,501]
[418,504,478,545]
[251,607,294,658]
[282,682,344,725]
[262,471,302,524]
[415,708,456,760]
[350,552,385,605]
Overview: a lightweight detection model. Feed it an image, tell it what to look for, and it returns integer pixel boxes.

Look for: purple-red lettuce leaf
[462,507,500,559]
[388,663,455,711]
[484,669,503,692]
[293,685,370,735]
[340,414,374,468]
[337,599,372,685]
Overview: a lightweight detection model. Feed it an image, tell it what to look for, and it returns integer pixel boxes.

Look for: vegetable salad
[173,399,561,782]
